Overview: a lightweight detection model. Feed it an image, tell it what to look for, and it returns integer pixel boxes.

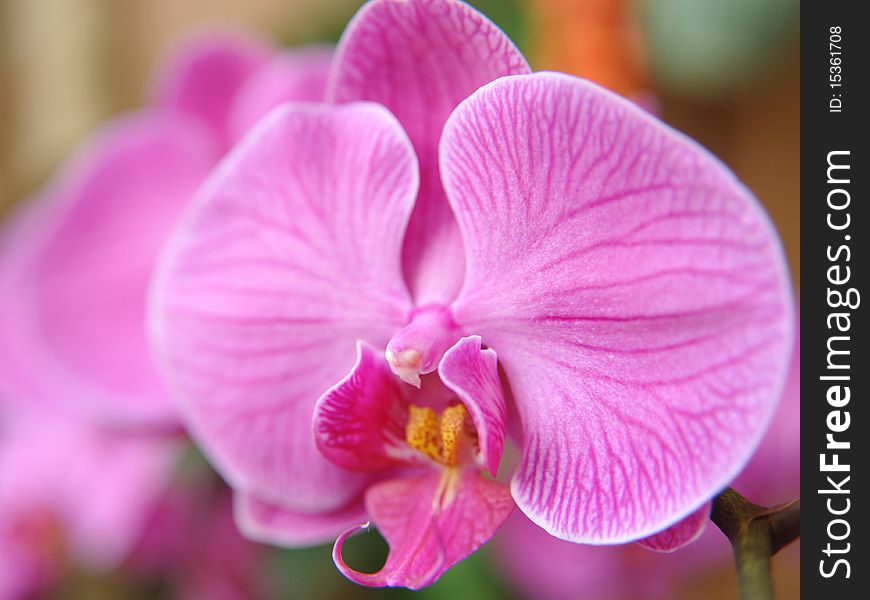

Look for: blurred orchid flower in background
[491,327,800,599]
[0,412,177,599]
[127,469,266,600]
[0,29,333,428]
[0,28,332,598]
[149,0,793,589]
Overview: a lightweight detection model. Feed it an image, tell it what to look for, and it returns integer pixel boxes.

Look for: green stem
[710,488,800,600]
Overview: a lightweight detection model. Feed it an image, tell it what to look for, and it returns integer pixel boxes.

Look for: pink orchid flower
[0,30,332,428]
[492,331,800,600]
[149,0,794,589]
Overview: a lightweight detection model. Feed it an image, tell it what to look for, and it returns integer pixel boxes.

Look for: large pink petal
[149,102,418,512]
[152,29,273,149]
[637,502,710,552]
[228,46,333,143]
[0,112,216,425]
[314,342,420,472]
[333,469,514,588]
[329,0,530,304]
[234,491,368,547]
[442,73,794,542]
[438,336,506,476]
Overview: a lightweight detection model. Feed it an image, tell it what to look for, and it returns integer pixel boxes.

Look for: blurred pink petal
[334,470,513,589]
[0,415,178,595]
[152,29,274,150]
[0,24,342,599]
[1,30,335,430]
[228,46,334,142]
[150,103,417,512]
[492,510,728,600]
[234,491,368,547]
[0,113,216,426]
[155,30,334,149]
[128,480,265,600]
[329,0,530,304]
[443,72,793,542]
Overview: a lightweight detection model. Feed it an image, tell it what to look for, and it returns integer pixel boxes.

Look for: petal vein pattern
[329,0,531,304]
[442,73,793,543]
[150,102,418,512]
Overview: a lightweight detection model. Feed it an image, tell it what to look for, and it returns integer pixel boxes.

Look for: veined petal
[442,73,794,542]
[329,0,531,304]
[228,46,333,143]
[636,502,710,553]
[333,470,514,589]
[438,336,506,476]
[314,342,418,472]
[0,112,216,425]
[233,491,368,547]
[149,102,418,512]
[151,29,273,148]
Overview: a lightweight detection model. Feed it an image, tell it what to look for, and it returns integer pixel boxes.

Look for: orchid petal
[636,502,710,553]
[152,29,273,148]
[329,0,530,304]
[333,470,514,589]
[314,342,418,472]
[228,46,333,143]
[0,112,215,425]
[149,102,418,512]
[442,73,794,542]
[438,336,506,476]
[234,491,367,547]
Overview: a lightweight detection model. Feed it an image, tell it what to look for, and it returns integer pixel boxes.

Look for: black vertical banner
[802,2,868,597]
